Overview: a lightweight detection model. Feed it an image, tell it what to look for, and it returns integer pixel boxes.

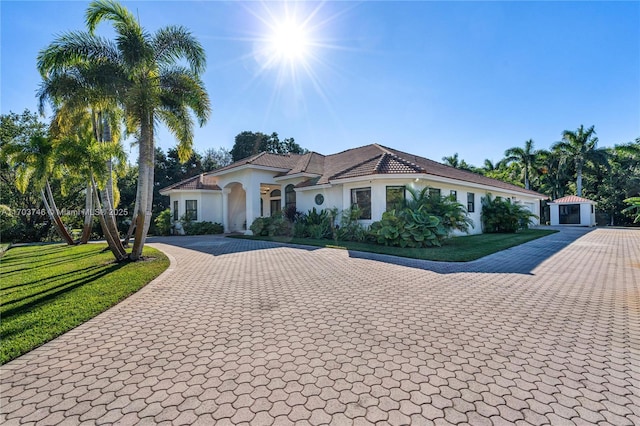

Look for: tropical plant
[37,0,211,260]
[504,139,539,190]
[369,208,447,248]
[552,125,608,197]
[481,194,537,233]
[1,132,75,245]
[336,207,365,242]
[154,209,173,236]
[404,186,473,234]
[622,197,640,223]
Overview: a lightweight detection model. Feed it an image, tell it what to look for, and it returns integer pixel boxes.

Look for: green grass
[0,243,169,364]
[229,229,558,262]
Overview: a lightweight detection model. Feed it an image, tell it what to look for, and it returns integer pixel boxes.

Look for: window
[270,200,281,215]
[173,200,179,221]
[285,184,296,210]
[560,204,580,224]
[270,189,281,215]
[185,200,197,221]
[449,190,457,201]
[351,187,371,219]
[386,186,405,211]
[467,193,475,213]
[428,188,441,199]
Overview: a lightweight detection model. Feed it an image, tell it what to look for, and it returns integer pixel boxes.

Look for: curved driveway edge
[1,227,639,425]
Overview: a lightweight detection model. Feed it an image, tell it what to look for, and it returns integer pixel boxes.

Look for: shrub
[249,212,291,237]
[283,205,303,223]
[154,209,173,236]
[336,207,366,242]
[292,207,334,239]
[369,207,447,247]
[183,221,224,235]
[481,194,537,233]
[405,186,473,234]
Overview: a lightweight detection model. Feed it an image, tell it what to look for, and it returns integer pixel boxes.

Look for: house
[549,195,597,227]
[160,144,547,234]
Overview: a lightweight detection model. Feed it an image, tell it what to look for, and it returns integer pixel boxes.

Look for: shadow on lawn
[1,262,127,320]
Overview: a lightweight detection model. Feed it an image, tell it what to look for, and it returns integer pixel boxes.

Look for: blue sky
[2,1,638,166]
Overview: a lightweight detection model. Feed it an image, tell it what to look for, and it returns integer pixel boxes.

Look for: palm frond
[154,26,207,75]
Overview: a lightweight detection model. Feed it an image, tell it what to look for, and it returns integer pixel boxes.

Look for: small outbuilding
[549,195,597,227]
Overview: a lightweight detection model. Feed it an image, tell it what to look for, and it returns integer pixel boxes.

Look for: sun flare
[268,20,309,63]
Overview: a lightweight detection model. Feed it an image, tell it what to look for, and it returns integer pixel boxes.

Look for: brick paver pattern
[1,228,639,425]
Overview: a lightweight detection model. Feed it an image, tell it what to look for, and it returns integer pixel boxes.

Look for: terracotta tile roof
[550,195,595,204]
[212,151,304,174]
[380,145,546,197]
[288,152,325,175]
[161,143,548,199]
[160,174,221,192]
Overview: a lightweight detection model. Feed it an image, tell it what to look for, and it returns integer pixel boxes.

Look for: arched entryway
[224,182,246,232]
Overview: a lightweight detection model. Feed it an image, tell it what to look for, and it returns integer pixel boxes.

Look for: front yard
[0,244,169,364]
[230,228,558,262]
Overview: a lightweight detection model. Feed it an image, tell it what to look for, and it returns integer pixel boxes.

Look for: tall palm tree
[39,69,129,256]
[37,0,211,260]
[504,139,538,190]
[552,125,608,197]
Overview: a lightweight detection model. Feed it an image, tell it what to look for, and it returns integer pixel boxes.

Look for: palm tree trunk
[131,114,154,260]
[80,181,93,244]
[576,162,583,197]
[45,181,75,245]
[40,187,74,245]
[122,181,141,247]
[92,178,127,261]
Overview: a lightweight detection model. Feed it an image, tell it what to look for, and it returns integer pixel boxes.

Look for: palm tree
[504,139,538,190]
[552,125,608,197]
[39,67,130,256]
[1,133,75,245]
[37,0,211,260]
[52,111,129,259]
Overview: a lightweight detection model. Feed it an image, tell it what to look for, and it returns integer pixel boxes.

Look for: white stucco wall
[550,202,596,226]
[164,169,543,235]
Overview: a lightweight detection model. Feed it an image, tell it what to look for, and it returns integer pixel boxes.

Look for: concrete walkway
[1,227,639,425]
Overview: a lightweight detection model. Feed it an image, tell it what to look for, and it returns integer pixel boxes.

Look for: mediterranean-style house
[160,144,547,235]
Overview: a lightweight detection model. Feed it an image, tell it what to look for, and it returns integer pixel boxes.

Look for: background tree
[0,111,52,242]
[230,131,306,162]
[202,147,232,171]
[504,139,539,190]
[37,0,211,260]
[552,125,608,197]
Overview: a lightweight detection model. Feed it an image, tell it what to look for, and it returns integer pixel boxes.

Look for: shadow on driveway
[148,226,596,275]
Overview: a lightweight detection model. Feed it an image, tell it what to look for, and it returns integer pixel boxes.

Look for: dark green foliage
[623,197,640,223]
[283,205,303,223]
[249,212,291,237]
[404,186,473,234]
[369,208,448,248]
[291,207,334,239]
[230,131,306,162]
[336,207,366,242]
[182,221,224,235]
[154,209,172,236]
[481,194,537,233]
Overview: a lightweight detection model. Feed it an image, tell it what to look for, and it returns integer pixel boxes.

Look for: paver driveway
[1,227,639,425]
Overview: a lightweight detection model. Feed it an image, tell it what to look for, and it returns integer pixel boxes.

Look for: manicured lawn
[230,229,558,262]
[0,243,169,364]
